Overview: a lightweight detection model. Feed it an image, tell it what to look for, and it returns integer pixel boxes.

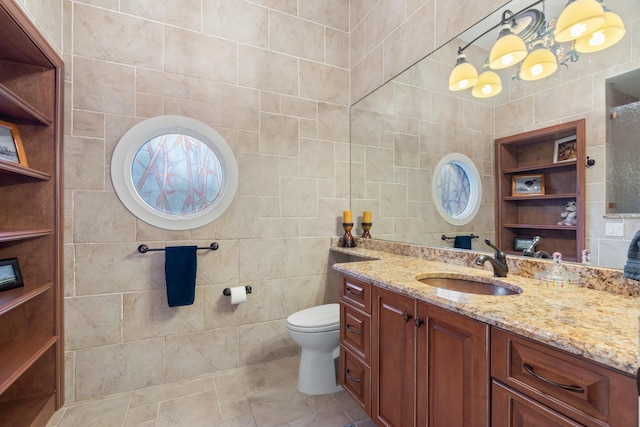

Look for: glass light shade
[472,68,502,98]
[519,45,558,81]
[574,10,625,53]
[448,54,478,91]
[489,25,528,70]
[554,0,605,42]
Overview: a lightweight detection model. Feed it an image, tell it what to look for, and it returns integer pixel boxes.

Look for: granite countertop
[331,246,640,376]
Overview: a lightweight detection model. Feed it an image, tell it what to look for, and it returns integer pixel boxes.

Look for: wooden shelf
[0,281,51,315]
[0,159,51,180]
[0,336,57,394]
[502,160,577,175]
[503,224,577,231]
[0,394,55,427]
[0,229,52,243]
[503,193,577,201]
[0,83,51,125]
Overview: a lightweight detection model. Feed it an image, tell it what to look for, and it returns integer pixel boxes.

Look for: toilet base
[296,347,342,395]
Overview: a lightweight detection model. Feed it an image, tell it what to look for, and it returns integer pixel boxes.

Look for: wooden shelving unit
[0,0,64,425]
[495,120,585,262]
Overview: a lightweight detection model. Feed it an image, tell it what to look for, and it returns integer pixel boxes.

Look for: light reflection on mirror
[350,0,639,268]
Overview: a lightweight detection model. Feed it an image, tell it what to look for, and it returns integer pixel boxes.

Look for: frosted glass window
[432,153,482,226]
[112,116,238,230]
[436,163,471,217]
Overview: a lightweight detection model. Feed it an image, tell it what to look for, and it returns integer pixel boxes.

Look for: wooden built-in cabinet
[0,0,64,426]
[368,285,489,427]
[339,274,638,427]
[495,120,585,261]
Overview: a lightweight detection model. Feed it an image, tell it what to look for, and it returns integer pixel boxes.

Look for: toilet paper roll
[229,286,247,305]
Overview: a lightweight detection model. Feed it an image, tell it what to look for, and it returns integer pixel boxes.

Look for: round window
[432,153,482,226]
[112,116,238,230]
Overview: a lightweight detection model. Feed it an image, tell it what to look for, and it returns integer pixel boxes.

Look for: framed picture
[513,236,535,251]
[0,120,28,167]
[553,135,577,163]
[512,174,545,197]
[0,258,24,292]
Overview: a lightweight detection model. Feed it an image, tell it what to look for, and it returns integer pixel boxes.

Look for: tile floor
[46,355,376,427]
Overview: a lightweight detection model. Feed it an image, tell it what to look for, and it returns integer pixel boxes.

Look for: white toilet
[286,303,341,395]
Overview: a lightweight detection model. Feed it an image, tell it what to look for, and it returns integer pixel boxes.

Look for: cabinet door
[416,301,489,427]
[492,381,584,427]
[372,286,415,427]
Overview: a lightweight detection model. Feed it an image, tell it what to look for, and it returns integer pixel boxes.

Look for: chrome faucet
[522,236,551,259]
[474,238,508,277]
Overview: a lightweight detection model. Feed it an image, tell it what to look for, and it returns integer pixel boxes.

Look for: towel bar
[441,234,478,241]
[137,242,219,253]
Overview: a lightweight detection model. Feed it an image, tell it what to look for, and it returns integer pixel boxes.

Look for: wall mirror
[112,115,238,230]
[350,0,639,268]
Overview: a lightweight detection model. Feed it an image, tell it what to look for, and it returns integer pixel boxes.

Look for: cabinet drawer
[492,328,637,426]
[492,381,583,427]
[339,276,371,313]
[340,303,371,364]
[339,345,370,415]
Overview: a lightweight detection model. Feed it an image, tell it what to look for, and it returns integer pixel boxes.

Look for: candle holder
[361,222,372,238]
[341,223,356,247]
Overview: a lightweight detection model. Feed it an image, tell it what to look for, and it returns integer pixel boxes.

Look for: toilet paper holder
[223,285,252,296]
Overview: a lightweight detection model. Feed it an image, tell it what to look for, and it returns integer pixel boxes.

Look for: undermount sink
[416,275,522,296]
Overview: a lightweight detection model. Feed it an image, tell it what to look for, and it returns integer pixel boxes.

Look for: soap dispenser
[534,252,579,289]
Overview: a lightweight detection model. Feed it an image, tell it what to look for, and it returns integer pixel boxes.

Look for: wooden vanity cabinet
[491,329,637,427]
[339,275,372,414]
[416,301,489,427]
[370,285,490,427]
[0,1,64,425]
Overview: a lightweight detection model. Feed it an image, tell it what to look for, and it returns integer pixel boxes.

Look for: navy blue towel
[454,235,473,250]
[165,246,198,307]
[623,230,640,281]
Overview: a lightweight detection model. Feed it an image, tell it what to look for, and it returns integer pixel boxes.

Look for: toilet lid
[287,303,339,330]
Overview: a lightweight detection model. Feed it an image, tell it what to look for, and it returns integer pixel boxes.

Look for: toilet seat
[286,303,339,333]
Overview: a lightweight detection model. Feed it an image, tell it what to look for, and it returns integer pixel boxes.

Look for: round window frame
[111,115,238,230]
[431,153,482,226]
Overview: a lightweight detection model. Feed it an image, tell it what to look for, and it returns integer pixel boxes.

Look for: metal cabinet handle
[345,324,361,335]
[345,287,362,296]
[402,312,412,322]
[414,318,424,327]
[523,363,584,394]
[345,369,361,383]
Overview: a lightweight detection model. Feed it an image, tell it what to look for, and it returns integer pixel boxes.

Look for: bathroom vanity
[334,246,638,427]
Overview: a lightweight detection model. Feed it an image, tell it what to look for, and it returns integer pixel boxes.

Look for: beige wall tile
[214,196,261,239]
[280,177,319,217]
[204,282,271,329]
[238,239,300,281]
[165,329,238,381]
[326,28,350,68]
[318,103,349,143]
[259,113,299,156]
[299,60,349,105]
[73,192,136,243]
[121,0,201,28]
[136,69,190,99]
[73,57,135,115]
[64,136,105,190]
[300,0,349,31]
[75,339,165,399]
[203,0,268,47]
[72,110,104,138]
[65,294,122,350]
[164,26,237,82]
[238,320,298,366]
[300,140,334,179]
[238,45,298,96]
[269,11,324,61]
[75,243,164,295]
[123,289,204,342]
[73,4,163,69]
[269,276,326,320]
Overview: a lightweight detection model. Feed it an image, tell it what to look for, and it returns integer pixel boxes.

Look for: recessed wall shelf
[495,120,585,261]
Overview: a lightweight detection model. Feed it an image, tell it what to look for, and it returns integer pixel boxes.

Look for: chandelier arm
[458,0,547,54]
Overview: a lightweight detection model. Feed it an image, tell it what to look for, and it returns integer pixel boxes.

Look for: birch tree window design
[111,116,238,230]
[436,163,470,216]
[132,134,223,215]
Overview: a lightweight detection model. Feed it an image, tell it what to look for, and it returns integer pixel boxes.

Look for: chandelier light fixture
[448,0,625,99]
